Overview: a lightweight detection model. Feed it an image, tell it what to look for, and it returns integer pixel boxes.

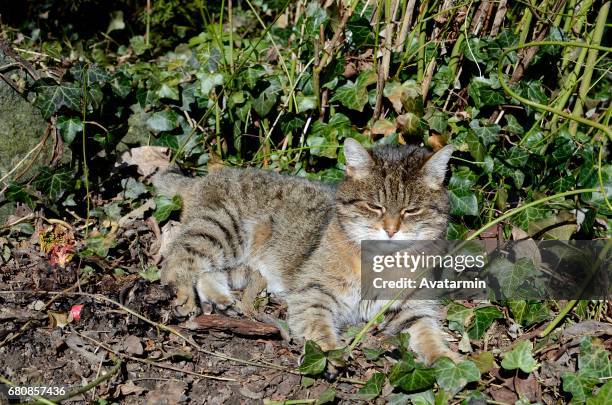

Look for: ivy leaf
[468,77,505,108]
[4,183,36,209]
[120,178,148,200]
[433,357,481,395]
[130,35,151,55]
[578,338,612,379]
[84,233,117,257]
[488,257,539,299]
[470,351,496,373]
[363,347,386,361]
[470,120,500,147]
[298,341,327,376]
[562,371,599,403]
[32,167,73,201]
[146,110,179,132]
[253,86,278,117]
[357,372,385,400]
[513,205,550,231]
[448,188,478,216]
[587,379,612,405]
[331,79,369,112]
[33,78,81,118]
[507,300,550,326]
[446,302,474,332]
[501,340,538,373]
[389,361,435,392]
[465,131,486,162]
[140,265,161,282]
[154,195,182,223]
[504,114,524,135]
[468,306,503,340]
[315,388,335,404]
[426,111,448,133]
[56,116,83,144]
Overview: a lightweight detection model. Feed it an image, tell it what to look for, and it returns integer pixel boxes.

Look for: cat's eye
[401,207,422,217]
[361,202,385,214]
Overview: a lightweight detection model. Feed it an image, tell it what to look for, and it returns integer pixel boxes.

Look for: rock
[0,46,61,224]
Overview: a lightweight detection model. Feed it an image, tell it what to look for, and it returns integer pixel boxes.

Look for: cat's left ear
[344,138,373,179]
[422,145,454,189]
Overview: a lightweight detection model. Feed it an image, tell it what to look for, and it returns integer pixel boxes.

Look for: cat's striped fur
[153,139,459,364]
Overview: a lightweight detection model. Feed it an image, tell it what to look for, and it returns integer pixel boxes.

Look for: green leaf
[562,371,599,403]
[56,116,83,144]
[298,341,327,376]
[154,195,182,223]
[448,188,478,216]
[426,111,448,133]
[362,347,386,361]
[84,234,117,257]
[32,167,73,201]
[501,340,538,373]
[331,80,369,112]
[4,183,36,209]
[315,388,335,404]
[120,178,148,200]
[465,131,486,162]
[140,265,161,282]
[253,86,278,117]
[130,35,151,55]
[489,257,543,299]
[446,302,473,331]
[587,379,612,405]
[468,77,505,108]
[507,300,550,326]
[578,337,612,379]
[196,71,224,98]
[470,351,496,373]
[387,392,412,405]
[513,205,550,231]
[357,372,385,400]
[33,79,81,118]
[389,361,435,392]
[504,114,524,135]
[470,120,500,147]
[146,110,180,132]
[433,358,481,395]
[468,306,503,339]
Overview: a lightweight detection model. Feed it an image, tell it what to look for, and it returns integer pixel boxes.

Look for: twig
[75,331,236,382]
[0,277,91,348]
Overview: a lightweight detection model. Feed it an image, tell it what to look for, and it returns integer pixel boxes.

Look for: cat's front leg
[286,290,340,352]
[385,301,461,364]
[162,218,237,316]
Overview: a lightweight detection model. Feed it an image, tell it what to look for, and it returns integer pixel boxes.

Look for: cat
[152,139,459,364]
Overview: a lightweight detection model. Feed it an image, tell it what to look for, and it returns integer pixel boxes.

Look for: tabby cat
[153,139,458,364]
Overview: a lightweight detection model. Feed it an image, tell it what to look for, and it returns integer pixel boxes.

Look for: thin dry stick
[75,331,236,382]
[0,290,364,385]
[490,0,508,36]
[0,277,91,348]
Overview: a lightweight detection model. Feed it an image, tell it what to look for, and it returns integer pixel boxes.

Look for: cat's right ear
[344,138,372,179]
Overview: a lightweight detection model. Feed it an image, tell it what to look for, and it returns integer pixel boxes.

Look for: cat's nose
[384,227,398,238]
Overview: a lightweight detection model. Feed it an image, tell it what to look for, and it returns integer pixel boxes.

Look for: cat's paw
[172,283,199,318]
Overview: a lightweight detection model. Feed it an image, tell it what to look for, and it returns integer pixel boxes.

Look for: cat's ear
[344,138,372,179]
[422,145,454,189]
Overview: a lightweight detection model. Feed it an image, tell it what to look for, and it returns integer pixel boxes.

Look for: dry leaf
[118,146,171,177]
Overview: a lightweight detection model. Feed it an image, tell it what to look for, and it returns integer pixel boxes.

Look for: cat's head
[336,138,453,242]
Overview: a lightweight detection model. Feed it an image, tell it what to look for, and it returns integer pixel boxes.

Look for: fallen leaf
[118,146,171,177]
[123,335,144,356]
[115,380,146,396]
